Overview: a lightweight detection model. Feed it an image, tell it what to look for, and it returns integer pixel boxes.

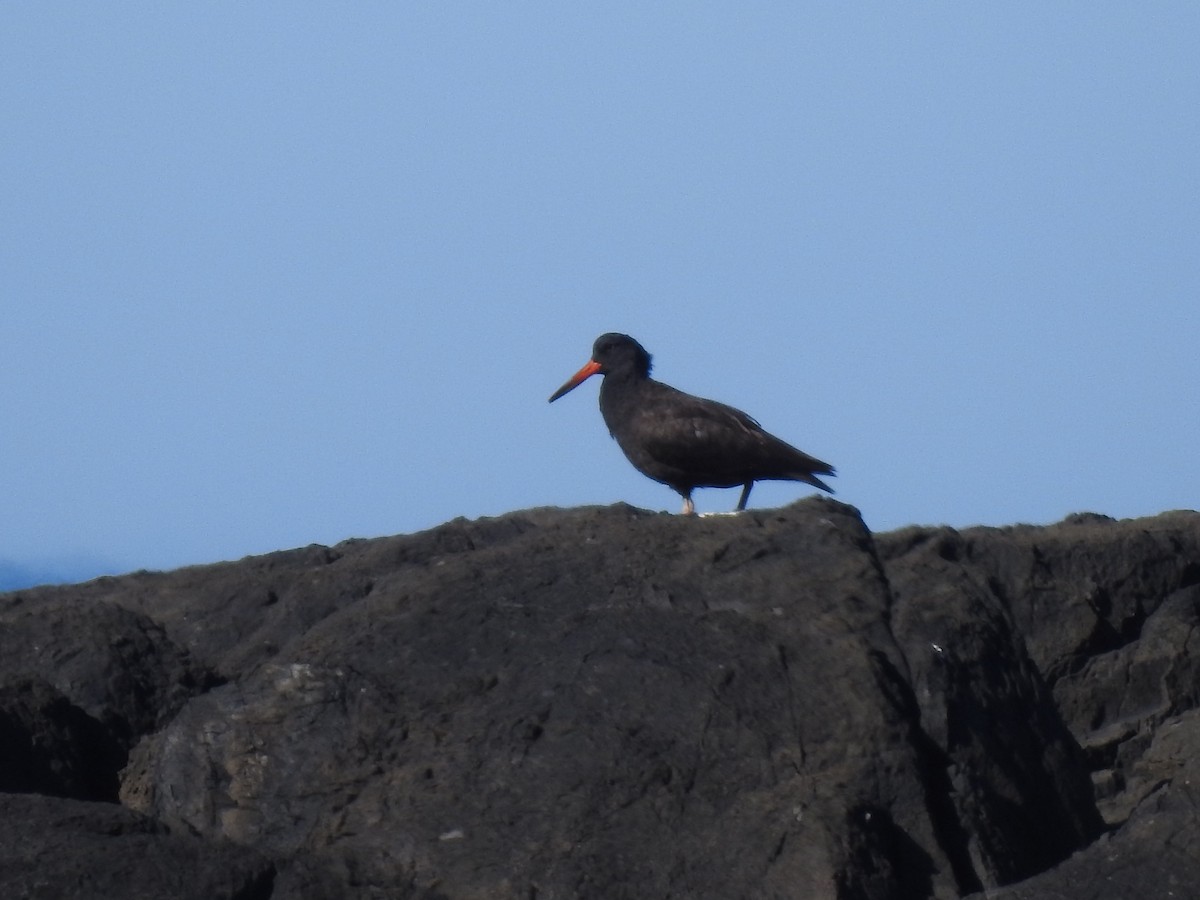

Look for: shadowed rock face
[2,500,1199,899]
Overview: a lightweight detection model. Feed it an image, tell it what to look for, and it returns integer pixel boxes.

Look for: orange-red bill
[548,359,602,402]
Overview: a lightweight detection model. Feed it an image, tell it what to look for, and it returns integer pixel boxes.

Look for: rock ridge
[2,500,1199,898]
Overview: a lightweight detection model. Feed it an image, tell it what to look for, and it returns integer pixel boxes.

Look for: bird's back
[601,377,833,492]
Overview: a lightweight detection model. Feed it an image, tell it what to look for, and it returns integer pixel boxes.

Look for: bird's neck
[598,370,647,419]
[601,368,646,397]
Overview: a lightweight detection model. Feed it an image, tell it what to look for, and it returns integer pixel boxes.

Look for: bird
[548,332,835,515]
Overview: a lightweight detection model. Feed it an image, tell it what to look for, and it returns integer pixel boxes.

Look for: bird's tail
[802,472,835,494]
[794,461,835,494]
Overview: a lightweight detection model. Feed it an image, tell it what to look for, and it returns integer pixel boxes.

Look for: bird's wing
[632,384,833,483]
[631,389,776,479]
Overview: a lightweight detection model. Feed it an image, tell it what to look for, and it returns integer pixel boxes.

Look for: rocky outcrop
[2,500,1198,899]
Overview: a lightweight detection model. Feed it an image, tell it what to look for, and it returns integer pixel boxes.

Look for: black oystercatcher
[549,333,835,514]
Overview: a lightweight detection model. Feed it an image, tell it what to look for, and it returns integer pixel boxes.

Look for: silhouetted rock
[3,500,1199,898]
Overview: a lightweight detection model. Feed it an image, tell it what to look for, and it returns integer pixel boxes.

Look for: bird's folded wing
[633,396,772,474]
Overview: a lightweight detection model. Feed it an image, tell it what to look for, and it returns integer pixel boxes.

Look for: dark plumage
[549,333,835,514]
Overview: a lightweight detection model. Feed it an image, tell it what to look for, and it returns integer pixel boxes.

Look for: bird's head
[549,333,652,402]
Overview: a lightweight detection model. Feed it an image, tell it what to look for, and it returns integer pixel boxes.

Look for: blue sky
[3,6,1197,588]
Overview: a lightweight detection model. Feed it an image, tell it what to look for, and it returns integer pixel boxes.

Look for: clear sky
[3,6,1198,587]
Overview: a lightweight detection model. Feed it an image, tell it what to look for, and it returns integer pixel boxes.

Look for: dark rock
[964,709,1200,900]
[0,598,212,748]
[126,500,962,898]
[879,512,1200,831]
[878,527,1105,889]
[0,793,275,900]
[0,677,123,800]
[3,502,1200,898]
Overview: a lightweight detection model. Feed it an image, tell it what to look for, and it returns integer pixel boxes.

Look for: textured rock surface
[0,793,275,900]
[2,500,1199,898]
